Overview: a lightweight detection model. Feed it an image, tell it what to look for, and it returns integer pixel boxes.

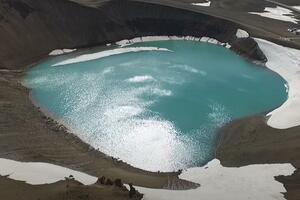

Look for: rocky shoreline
[1,0,300,199]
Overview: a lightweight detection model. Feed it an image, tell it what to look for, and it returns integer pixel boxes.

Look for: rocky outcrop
[95,176,144,199]
[0,0,266,69]
[230,37,267,63]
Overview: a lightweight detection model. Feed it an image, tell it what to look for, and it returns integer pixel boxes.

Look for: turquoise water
[25,40,287,172]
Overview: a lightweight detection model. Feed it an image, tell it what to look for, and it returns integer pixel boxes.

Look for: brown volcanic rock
[230,37,267,63]
[216,115,300,200]
[276,171,300,200]
[0,175,143,200]
[216,116,300,167]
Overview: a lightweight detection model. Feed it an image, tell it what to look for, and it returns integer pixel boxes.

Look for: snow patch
[191,1,211,7]
[0,157,294,200]
[293,6,300,11]
[52,47,171,66]
[236,29,249,38]
[115,36,231,49]
[138,159,295,200]
[249,6,299,24]
[49,49,76,56]
[0,158,97,185]
[255,38,300,129]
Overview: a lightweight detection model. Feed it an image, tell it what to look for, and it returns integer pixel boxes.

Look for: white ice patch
[126,75,156,83]
[255,38,300,129]
[0,158,97,185]
[236,29,249,38]
[52,47,172,66]
[49,49,76,56]
[293,6,300,11]
[137,159,295,200]
[249,6,299,24]
[191,1,211,7]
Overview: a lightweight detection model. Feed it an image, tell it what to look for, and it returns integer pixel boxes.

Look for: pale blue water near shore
[25,40,287,171]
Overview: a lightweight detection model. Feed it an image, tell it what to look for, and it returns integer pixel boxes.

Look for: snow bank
[255,38,300,129]
[49,49,76,56]
[236,29,249,38]
[138,159,295,200]
[249,6,299,24]
[52,35,230,67]
[0,158,97,185]
[52,47,171,66]
[293,6,300,11]
[191,1,211,7]
[0,157,294,200]
[115,36,231,48]
[116,36,183,47]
